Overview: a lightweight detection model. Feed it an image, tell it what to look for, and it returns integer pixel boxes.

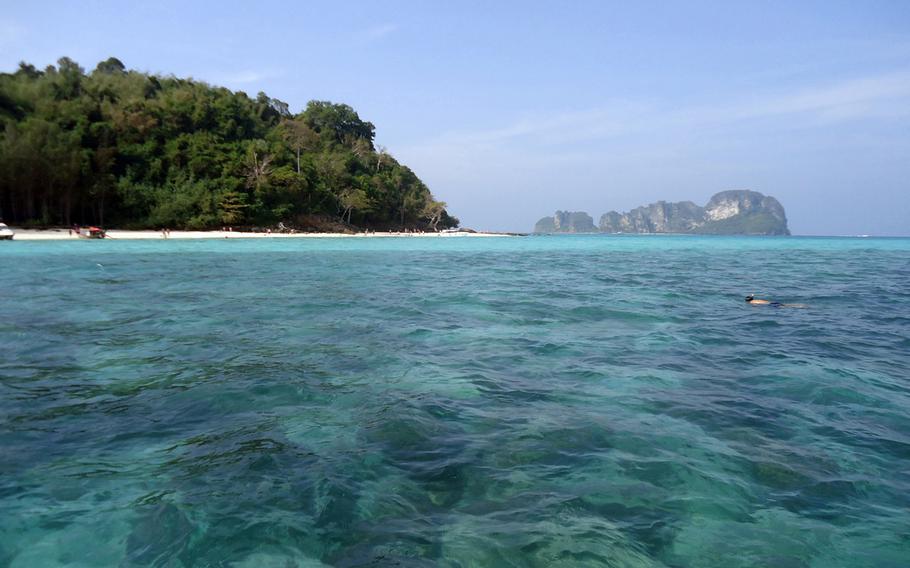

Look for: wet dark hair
[745,294,754,302]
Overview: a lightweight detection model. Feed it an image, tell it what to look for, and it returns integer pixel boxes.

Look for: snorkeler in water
[745,294,807,308]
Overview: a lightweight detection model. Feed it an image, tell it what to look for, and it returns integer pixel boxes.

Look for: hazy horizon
[2,1,909,235]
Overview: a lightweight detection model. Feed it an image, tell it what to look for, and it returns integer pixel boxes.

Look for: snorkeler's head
[745,294,754,302]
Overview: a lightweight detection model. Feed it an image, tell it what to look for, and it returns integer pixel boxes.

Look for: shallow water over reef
[1,235,909,566]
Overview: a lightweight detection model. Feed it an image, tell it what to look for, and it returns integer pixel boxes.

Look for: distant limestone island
[534,190,790,235]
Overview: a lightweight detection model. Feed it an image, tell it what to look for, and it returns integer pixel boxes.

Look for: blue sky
[2,1,909,234]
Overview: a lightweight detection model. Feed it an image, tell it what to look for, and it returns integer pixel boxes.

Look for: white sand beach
[8,228,512,240]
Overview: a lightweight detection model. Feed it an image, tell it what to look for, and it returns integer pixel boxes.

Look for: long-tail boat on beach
[76,226,106,239]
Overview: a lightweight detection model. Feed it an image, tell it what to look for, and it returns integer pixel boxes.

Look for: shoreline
[6,228,516,241]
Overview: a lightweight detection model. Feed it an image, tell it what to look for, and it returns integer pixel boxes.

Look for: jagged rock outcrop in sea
[535,190,789,235]
[534,211,597,233]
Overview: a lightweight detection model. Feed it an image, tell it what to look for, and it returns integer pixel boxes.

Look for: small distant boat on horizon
[0,223,14,240]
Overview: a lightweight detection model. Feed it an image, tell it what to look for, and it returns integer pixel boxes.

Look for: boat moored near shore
[0,223,14,240]
[76,226,106,239]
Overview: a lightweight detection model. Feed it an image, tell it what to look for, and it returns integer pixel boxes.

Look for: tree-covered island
[0,57,458,231]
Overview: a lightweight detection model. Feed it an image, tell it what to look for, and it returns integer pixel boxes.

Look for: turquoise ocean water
[1,235,909,567]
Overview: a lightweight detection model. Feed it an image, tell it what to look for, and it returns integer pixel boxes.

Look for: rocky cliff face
[601,190,789,235]
[599,200,705,233]
[536,190,789,235]
[534,211,597,233]
[698,190,789,234]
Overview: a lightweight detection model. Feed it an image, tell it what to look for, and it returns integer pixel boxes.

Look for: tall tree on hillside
[244,140,273,194]
[278,118,318,174]
[218,191,248,225]
[423,200,447,231]
[338,186,370,225]
[302,101,375,145]
[54,57,84,100]
[94,57,126,75]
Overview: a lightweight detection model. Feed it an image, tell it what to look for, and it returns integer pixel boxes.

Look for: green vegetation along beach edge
[0,57,458,231]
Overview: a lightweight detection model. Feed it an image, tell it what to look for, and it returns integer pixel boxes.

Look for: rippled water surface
[2,235,909,567]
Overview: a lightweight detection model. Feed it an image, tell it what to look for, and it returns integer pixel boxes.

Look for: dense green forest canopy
[0,57,458,230]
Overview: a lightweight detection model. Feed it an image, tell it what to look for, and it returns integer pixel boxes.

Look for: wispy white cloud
[443,103,652,147]
[683,71,910,124]
[224,71,269,84]
[0,20,27,48]
[365,23,398,42]
[407,70,910,154]
[208,69,283,87]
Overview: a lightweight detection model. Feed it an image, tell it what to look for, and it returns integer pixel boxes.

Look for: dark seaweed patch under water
[1,235,909,567]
